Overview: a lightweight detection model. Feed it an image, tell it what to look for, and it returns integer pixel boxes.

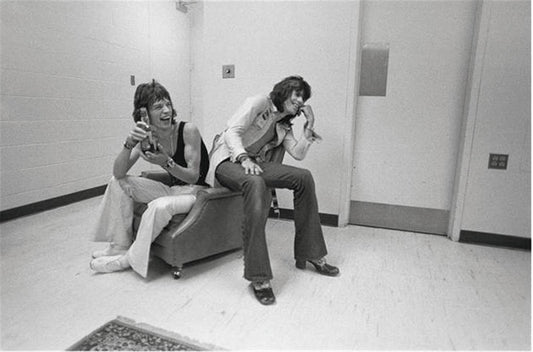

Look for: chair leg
[172,265,183,279]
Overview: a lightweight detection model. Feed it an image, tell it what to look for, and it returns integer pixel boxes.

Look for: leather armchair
[132,170,244,279]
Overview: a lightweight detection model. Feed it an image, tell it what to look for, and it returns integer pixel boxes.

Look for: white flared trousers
[91,176,205,278]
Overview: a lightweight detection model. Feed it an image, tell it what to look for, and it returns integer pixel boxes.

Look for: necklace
[170,124,175,156]
[157,124,175,156]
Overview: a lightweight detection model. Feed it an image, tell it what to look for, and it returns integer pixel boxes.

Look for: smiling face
[148,98,173,129]
[282,90,305,116]
[132,80,177,125]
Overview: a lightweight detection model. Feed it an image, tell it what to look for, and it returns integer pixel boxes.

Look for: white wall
[351,0,478,210]
[452,0,530,238]
[0,1,191,211]
[190,0,360,215]
[2,0,528,240]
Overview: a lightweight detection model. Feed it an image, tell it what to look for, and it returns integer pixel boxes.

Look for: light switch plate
[222,65,235,79]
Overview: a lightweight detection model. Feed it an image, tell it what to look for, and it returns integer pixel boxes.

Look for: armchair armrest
[196,187,242,200]
[167,187,242,240]
[141,170,172,185]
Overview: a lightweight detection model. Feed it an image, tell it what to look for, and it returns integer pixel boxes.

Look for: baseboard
[0,185,107,223]
[349,201,449,235]
[460,230,531,250]
[269,208,338,227]
[0,186,340,227]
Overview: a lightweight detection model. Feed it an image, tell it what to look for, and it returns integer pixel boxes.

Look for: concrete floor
[0,196,530,350]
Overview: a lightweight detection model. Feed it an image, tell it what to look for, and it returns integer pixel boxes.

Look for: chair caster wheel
[172,266,183,279]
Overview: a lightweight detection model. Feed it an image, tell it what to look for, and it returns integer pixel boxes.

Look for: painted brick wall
[0,1,191,211]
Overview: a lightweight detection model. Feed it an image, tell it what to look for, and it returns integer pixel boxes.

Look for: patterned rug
[68,316,220,351]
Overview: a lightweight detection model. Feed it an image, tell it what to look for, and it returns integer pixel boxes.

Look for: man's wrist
[123,138,137,150]
[163,158,177,169]
[236,153,250,163]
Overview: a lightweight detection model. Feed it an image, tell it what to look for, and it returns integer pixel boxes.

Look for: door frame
[338,0,363,227]
[340,0,484,234]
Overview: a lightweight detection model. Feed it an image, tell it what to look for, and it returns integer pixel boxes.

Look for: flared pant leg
[91,176,135,247]
[215,161,327,282]
[126,193,196,278]
[91,175,201,278]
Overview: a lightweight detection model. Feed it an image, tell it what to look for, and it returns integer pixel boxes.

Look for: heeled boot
[295,257,340,276]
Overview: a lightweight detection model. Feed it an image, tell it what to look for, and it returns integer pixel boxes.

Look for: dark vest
[170,121,210,186]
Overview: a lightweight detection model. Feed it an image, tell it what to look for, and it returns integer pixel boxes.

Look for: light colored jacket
[206,94,314,187]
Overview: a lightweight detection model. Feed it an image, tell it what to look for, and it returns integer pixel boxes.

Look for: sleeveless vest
[169,121,210,186]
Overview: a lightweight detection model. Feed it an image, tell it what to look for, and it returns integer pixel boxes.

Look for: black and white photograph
[0,0,530,350]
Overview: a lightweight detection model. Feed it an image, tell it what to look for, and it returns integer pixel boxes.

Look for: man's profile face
[282,90,305,115]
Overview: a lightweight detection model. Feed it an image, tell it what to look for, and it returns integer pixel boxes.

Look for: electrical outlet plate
[488,153,509,170]
[222,65,235,79]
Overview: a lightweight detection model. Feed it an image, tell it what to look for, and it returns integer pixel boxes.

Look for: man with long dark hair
[90,80,209,278]
[208,75,339,305]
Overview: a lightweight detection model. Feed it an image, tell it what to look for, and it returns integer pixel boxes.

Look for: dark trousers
[215,160,327,281]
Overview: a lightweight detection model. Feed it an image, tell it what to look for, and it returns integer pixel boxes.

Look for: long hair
[269,75,311,113]
[132,79,177,123]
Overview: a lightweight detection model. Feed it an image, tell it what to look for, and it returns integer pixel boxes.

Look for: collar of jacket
[241,103,291,154]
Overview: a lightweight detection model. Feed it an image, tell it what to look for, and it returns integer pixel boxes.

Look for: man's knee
[145,198,173,219]
[117,175,133,189]
[147,196,195,215]
[115,177,130,197]
[148,197,166,208]
[107,176,133,197]
[294,168,314,184]
[243,175,267,194]
[242,176,270,214]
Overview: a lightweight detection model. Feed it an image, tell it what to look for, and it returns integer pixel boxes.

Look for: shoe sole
[91,250,127,259]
